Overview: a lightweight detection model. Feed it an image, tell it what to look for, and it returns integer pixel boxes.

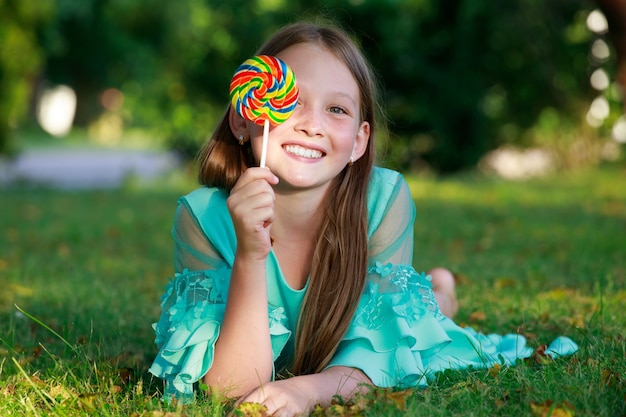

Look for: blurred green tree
[0,0,54,154]
[321,0,598,171]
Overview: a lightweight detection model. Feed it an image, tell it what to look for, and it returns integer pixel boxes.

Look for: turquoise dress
[149,167,577,400]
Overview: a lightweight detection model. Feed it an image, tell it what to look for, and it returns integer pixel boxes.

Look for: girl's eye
[329,106,347,115]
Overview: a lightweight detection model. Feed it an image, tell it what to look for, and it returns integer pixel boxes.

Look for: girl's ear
[351,121,370,161]
[228,107,248,139]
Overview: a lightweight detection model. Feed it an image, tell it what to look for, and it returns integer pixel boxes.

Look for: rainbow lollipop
[229,55,299,167]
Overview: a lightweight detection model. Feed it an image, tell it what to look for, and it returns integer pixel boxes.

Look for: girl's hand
[230,368,371,417]
[227,167,279,260]
[232,379,318,417]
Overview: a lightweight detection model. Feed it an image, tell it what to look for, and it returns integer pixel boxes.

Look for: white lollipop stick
[260,119,270,168]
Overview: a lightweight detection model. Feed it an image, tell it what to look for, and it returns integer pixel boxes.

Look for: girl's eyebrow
[298,83,358,107]
[329,91,358,107]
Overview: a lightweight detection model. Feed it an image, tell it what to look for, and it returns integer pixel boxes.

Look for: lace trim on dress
[155,268,228,342]
[355,262,442,332]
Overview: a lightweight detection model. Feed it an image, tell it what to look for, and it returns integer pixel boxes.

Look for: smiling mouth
[284,144,324,159]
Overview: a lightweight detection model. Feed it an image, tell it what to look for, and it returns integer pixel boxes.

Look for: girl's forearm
[203,252,274,395]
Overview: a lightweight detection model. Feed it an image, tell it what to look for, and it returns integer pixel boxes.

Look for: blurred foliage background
[1,0,624,174]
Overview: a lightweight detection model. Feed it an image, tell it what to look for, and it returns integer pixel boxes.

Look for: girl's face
[248,42,370,193]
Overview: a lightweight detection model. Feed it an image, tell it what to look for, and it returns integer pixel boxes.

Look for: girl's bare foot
[428,267,458,318]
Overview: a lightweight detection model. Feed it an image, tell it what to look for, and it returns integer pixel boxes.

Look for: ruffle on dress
[148,268,291,401]
[327,263,578,387]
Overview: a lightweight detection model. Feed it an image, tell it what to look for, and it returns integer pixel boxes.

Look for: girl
[149,21,575,417]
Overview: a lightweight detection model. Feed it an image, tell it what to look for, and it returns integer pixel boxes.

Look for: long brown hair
[197,21,380,375]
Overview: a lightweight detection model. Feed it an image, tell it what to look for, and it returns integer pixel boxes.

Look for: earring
[238,134,245,145]
[348,156,354,166]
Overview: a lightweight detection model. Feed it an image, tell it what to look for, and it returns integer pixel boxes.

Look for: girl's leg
[429,267,458,318]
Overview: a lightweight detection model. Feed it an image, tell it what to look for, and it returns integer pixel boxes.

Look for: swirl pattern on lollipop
[229,55,299,126]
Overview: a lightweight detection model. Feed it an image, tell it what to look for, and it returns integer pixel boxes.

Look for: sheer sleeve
[149,203,232,400]
[173,203,225,272]
[368,171,415,266]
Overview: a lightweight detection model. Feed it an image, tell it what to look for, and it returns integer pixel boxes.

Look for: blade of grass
[11,357,56,415]
[14,304,77,353]
[0,337,21,356]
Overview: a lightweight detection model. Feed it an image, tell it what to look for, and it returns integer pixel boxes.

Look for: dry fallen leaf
[110,385,123,394]
[323,403,365,416]
[530,400,575,417]
[383,389,412,411]
[77,392,99,413]
[231,402,270,417]
[468,311,487,322]
[117,366,135,385]
[494,278,517,289]
[149,412,184,417]
[489,363,502,378]
[525,344,553,365]
[48,384,73,402]
[602,368,622,388]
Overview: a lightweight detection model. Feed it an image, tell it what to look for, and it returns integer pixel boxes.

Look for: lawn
[1,165,624,416]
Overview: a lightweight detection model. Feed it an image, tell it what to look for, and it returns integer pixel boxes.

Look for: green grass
[1,165,625,416]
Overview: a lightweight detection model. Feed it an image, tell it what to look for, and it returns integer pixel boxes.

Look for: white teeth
[284,145,323,159]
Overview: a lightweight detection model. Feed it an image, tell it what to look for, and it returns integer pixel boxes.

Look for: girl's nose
[293,105,323,137]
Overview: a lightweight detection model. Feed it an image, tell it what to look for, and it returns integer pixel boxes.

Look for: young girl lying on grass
[149,20,577,417]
